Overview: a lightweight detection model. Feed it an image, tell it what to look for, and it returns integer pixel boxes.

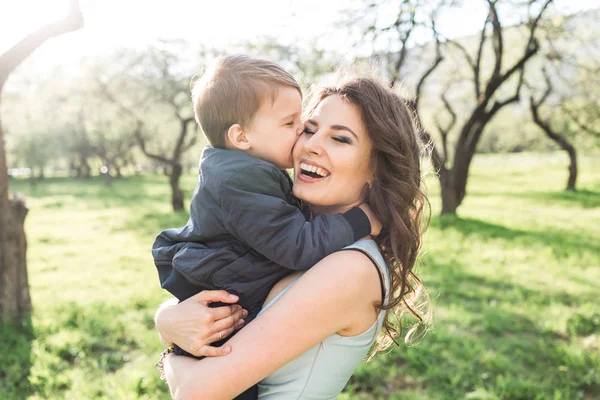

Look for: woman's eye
[333,136,351,144]
[303,128,315,135]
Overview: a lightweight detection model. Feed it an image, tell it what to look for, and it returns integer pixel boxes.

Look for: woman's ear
[226,124,251,150]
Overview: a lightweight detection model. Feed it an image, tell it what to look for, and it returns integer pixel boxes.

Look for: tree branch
[447,40,475,76]
[173,117,196,160]
[415,17,443,108]
[474,13,490,100]
[487,0,503,82]
[390,1,418,87]
[561,105,600,138]
[485,0,552,99]
[134,123,173,166]
[0,0,83,89]
[434,87,457,162]
[530,81,575,151]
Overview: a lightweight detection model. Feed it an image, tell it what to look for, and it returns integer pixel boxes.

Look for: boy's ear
[226,124,251,150]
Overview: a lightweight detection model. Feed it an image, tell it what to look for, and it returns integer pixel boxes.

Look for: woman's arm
[155,290,247,357]
[165,250,382,400]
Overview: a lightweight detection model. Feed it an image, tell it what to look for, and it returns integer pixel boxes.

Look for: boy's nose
[296,122,304,136]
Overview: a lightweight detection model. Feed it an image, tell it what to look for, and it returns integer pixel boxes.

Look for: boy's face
[244,86,303,169]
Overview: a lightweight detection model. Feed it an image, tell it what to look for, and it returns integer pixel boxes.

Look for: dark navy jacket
[153,146,370,323]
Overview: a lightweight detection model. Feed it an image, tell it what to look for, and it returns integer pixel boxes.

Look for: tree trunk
[0,95,30,319]
[440,170,459,215]
[169,163,184,212]
[439,141,476,215]
[530,98,578,191]
[71,159,82,178]
[565,146,577,191]
[0,197,30,317]
[103,166,112,186]
[82,160,91,179]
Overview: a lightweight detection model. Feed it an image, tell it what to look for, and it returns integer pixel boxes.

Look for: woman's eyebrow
[331,125,358,140]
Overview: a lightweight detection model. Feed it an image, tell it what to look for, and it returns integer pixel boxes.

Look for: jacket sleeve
[219,165,371,271]
[152,227,244,301]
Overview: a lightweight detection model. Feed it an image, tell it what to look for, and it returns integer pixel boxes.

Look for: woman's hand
[155,290,248,357]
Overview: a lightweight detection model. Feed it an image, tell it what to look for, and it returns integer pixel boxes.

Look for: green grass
[2,152,599,399]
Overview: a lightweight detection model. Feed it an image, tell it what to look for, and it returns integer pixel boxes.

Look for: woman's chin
[293,186,320,205]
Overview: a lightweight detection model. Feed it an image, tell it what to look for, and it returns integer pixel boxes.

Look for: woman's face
[292,95,374,215]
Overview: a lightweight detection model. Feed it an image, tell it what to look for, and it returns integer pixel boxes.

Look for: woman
[155,75,429,399]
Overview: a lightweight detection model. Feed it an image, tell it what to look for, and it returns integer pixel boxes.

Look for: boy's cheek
[291,133,304,151]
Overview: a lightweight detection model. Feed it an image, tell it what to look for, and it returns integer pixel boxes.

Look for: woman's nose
[303,132,323,155]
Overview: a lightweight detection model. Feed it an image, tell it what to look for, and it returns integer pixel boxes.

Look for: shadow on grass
[424,256,595,311]
[345,255,600,399]
[0,316,33,399]
[528,189,600,209]
[432,215,600,259]
[469,189,600,209]
[9,175,174,209]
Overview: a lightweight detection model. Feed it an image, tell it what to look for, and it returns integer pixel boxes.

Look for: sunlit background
[1,1,599,399]
[2,0,598,69]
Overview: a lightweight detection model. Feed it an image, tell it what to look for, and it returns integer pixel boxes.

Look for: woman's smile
[297,159,331,182]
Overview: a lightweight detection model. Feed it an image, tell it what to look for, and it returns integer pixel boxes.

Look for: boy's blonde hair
[192,55,302,148]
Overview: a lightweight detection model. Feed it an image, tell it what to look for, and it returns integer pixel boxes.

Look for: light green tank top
[257,239,390,399]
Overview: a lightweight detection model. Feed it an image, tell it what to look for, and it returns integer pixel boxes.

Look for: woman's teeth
[300,162,330,178]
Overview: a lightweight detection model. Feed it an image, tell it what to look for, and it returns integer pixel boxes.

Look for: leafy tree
[96,42,201,211]
[354,0,554,214]
[527,9,600,190]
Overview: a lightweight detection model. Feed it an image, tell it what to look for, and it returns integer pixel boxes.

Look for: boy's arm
[219,165,371,271]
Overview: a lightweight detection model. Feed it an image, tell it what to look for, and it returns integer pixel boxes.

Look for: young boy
[153,55,377,363]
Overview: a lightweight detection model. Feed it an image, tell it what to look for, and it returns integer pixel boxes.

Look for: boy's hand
[155,290,248,357]
[359,203,382,237]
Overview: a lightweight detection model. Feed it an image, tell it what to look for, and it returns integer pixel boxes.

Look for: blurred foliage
[2,5,599,187]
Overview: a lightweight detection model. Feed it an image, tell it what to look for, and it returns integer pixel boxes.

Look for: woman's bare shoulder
[320,249,382,280]
[264,249,382,333]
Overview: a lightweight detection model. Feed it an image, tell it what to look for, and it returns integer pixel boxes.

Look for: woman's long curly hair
[304,75,432,357]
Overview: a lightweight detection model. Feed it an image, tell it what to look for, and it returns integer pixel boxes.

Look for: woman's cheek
[292,135,307,157]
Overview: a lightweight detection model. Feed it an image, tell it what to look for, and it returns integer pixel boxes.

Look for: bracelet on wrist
[155,347,175,381]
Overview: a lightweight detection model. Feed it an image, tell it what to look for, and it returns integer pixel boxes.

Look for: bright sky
[0,0,598,71]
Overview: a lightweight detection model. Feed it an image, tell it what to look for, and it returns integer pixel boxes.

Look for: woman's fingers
[208,320,242,344]
[212,311,246,335]
[210,303,247,321]
[191,290,239,305]
[196,344,232,358]
[188,316,245,356]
